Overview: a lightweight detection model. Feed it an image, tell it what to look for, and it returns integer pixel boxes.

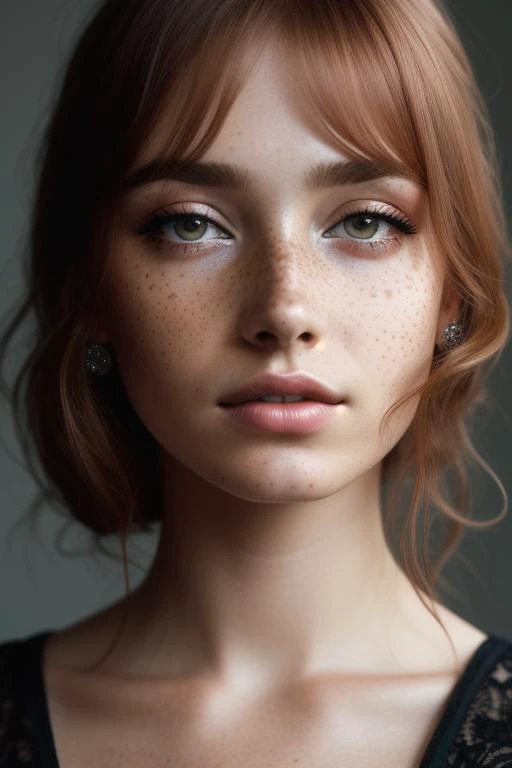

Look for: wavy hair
[1,0,510,672]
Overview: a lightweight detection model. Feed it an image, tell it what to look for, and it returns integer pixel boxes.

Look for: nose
[237,238,325,352]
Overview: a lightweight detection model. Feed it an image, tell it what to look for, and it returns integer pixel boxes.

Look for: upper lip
[219,372,344,405]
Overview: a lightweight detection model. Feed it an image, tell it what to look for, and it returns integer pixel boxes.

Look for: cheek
[326,259,441,458]
[347,259,440,430]
[103,250,227,397]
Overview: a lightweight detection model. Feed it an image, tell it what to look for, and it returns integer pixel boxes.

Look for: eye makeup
[134,200,418,258]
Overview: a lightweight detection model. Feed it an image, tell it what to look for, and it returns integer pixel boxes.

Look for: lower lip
[219,400,342,433]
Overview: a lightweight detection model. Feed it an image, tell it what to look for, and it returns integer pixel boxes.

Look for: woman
[1,0,511,765]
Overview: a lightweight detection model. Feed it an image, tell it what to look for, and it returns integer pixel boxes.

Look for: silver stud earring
[86,342,113,375]
[440,320,464,350]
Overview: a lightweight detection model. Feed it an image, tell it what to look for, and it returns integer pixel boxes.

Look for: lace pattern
[0,642,35,766]
[446,654,512,766]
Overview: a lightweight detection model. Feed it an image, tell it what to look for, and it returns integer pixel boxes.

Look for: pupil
[347,214,378,239]
[354,215,373,230]
[175,216,207,241]
[182,217,203,232]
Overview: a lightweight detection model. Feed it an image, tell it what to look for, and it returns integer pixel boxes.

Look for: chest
[45,670,457,768]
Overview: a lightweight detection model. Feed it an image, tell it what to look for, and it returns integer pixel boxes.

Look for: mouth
[219,398,339,407]
[218,371,344,407]
[218,397,343,433]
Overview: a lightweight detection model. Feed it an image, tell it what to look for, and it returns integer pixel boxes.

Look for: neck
[114,454,441,691]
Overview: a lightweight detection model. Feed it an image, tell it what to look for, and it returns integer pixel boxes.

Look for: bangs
[126,0,428,194]
[284,0,427,187]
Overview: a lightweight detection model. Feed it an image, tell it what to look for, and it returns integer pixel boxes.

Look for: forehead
[124,37,424,207]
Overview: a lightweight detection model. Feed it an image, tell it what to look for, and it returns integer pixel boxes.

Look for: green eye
[343,214,380,240]
[137,209,231,248]
[137,204,418,256]
[172,215,209,241]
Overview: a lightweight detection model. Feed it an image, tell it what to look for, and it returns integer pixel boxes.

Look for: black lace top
[1,630,512,767]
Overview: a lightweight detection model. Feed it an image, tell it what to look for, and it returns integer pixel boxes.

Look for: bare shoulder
[435,601,489,661]
[44,599,131,673]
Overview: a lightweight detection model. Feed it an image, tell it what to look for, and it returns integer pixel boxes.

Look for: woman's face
[105,41,456,502]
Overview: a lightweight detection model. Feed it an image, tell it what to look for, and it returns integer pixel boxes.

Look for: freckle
[145,273,149,279]
[385,289,393,298]
[149,284,154,290]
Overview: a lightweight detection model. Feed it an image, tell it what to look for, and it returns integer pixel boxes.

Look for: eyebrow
[122,157,413,195]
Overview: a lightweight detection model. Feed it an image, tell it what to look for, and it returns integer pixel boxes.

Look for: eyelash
[135,202,418,257]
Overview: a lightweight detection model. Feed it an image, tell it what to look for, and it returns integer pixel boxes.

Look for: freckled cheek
[104,264,224,373]
[344,271,438,369]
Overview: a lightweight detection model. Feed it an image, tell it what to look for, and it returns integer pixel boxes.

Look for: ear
[87,326,111,345]
[437,283,462,340]
[61,277,112,345]
[86,311,111,346]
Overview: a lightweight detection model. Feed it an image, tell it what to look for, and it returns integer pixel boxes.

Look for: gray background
[1,0,511,644]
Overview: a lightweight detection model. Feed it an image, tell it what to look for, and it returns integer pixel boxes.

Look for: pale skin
[43,37,488,767]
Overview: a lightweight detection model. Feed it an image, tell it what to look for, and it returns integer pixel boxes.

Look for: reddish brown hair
[1,0,510,672]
